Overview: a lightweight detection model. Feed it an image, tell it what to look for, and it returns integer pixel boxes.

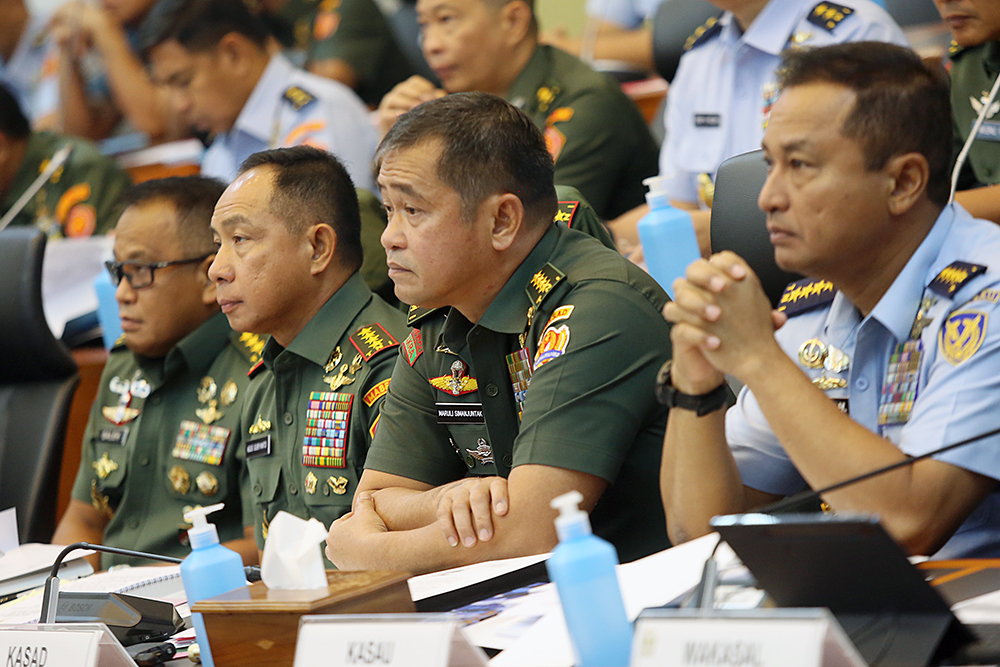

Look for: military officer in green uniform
[375,0,657,220]
[325,93,671,575]
[0,84,130,237]
[940,0,1000,224]
[208,146,407,550]
[308,0,417,107]
[53,177,259,570]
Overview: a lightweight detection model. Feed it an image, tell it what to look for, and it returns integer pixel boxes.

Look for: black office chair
[0,228,80,543]
[883,0,941,28]
[651,0,720,82]
[710,150,801,308]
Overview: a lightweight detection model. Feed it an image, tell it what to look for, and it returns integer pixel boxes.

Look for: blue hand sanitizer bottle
[546,491,633,667]
[180,503,247,667]
[637,175,701,299]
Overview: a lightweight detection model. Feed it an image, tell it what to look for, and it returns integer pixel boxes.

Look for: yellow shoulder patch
[939,310,988,366]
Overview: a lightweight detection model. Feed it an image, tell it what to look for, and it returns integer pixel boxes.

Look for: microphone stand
[758,424,1000,515]
[39,543,182,624]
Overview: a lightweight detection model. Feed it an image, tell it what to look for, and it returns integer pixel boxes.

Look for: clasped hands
[663,252,788,391]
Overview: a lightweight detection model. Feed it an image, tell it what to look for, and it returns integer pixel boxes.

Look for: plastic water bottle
[637,175,701,299]
[180,504,247,667]
[94,269,121,349]
[546,491,633,667]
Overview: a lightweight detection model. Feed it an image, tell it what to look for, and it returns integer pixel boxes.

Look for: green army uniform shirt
[309,0,415,107]
[2,131,131,238]
[506,45,659,221]
[365,224,672,563]
[71,313,260,568]
[951,42,1000,189]
[239,273,408,547]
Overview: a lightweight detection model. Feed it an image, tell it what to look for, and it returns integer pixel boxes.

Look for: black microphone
[39,542,261,624]
[756,424,1000,515]
[40,543,182,624]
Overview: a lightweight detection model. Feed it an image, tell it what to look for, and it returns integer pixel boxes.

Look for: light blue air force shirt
[200,53,377,191]
[728,205,1000,558]
[660,0,907,205]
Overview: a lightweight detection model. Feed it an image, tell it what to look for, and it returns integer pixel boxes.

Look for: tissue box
[193,570,414,667]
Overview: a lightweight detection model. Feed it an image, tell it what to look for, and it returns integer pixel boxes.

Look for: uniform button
[139,457,150,466]
[855,377,869,391]
[289,484,299,495]
[129,519,140,529]
[253,484,262,496]
[323,484,330,496]
[502,455,513,467]
[486,383,499,397]
[284,412,294,425]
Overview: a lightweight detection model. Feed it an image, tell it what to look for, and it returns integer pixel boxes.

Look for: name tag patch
[436,403,486,424]
[173,419,231,466]
[246,435,272,459]
[694,113,721,127]
[98,427,129,446]
[976,121,1000,142]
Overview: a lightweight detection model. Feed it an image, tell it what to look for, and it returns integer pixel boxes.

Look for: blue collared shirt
[201,53,377,191]
[659,0,907,205]
[728,205,1000,558]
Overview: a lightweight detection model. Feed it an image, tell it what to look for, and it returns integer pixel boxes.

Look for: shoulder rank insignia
[526,263,565,310]
[949,40,964,58]
[684,15,721,51]
[112,334,127,350]
[939,310,988,365]
[282,86,317,111]
[807,2,854,32]
[350,323,399,361]
[536,85,559,114]
[407,304,443,326]
[236,331,266,363]
[402,328,423,366]
[929,261,987,298]
[248,359,265,378]
[777,277,836,316]
[554,201,579,227]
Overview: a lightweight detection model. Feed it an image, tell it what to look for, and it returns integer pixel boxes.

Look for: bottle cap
[551,490,592,540]
[184,503,225,550]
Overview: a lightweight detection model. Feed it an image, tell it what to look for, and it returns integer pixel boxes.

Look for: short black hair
[0,83,30,141]
[777,41,952,208]
[239,146,364,272]
[375,92,557,227]
[140,0,269,58]
[116,176,225,254]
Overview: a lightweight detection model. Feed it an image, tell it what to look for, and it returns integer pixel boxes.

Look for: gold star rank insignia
[93,452,119,479]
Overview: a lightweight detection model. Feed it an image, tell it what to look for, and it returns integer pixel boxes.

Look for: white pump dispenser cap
[184,503,225,550]
[642,175,673,208]
[550,490,592,541]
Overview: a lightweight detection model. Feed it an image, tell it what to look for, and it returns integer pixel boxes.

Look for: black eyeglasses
[105,254,213,289]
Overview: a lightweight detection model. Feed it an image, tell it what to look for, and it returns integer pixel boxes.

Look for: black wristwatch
[655,360,729,416]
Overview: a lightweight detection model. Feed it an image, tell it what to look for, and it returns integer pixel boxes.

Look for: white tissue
[260,511,329,589]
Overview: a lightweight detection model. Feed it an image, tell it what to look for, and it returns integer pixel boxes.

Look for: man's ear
[308,223,338,275]
[500,0,533,47]
[199,255,218,306]
[886,152,929,217]
[216,32,253,74]
[489,193,525,252]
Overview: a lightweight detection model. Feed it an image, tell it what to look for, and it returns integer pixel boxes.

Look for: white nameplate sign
[294,614,488,667]
[631,608,867,667]
[0,623,133,667]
